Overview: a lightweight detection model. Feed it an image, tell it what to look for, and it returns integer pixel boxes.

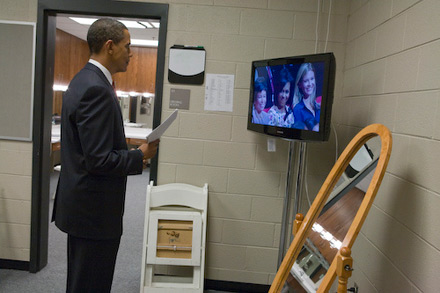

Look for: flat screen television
[247,52,336,142]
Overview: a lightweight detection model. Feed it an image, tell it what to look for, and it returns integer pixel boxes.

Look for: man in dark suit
[52,18,159,292]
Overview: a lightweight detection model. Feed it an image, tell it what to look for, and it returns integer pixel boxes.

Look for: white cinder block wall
[0,0,37,263]
[145,0,349,285]
[340,0,440,292]
[0,141,33,261]
[3,0,440,291]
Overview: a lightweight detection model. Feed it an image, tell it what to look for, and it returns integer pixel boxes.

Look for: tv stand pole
[277,141,307,267]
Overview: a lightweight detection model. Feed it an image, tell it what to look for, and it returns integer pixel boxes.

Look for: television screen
[247,53,336,142]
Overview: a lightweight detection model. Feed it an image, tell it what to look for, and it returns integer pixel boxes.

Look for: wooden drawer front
[157,220,193,259]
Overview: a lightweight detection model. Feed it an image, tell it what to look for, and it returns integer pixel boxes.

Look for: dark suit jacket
[52,63,143,240]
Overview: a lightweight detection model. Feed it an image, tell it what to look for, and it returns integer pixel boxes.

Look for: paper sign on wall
[204,74,234,112]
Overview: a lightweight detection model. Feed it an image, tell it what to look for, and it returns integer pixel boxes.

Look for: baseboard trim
[205,279,270,293]
[0,259,30,271]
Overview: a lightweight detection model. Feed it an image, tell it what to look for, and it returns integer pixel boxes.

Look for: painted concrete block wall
[135,0,349,284]
[0,141,33,262]
[6,0,436,291]
[341,0,440,292]
[0,0,36,262]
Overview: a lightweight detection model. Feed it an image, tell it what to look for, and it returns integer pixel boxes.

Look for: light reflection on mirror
[283,136,381,293]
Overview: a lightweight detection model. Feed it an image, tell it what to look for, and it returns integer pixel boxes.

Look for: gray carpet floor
[0,169,152,292]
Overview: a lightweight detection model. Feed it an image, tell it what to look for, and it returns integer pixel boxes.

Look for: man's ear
[104,40,113,54]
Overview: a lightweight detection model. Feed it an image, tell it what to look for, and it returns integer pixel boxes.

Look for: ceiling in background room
[56,15,159,47]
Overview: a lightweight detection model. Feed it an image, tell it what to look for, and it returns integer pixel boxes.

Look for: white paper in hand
[146,109,178,142]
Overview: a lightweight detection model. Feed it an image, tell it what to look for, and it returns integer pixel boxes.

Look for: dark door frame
[31,0,168,273]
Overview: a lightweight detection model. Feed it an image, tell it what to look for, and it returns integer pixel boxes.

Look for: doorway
[32,0,168,273]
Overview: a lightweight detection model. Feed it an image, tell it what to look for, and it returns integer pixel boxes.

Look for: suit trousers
[67,234,121,293]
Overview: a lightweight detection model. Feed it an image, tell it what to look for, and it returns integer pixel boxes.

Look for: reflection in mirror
[119,94,154,127]
[283,137,381,292]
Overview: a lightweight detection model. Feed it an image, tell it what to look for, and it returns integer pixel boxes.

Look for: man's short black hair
[87,18,127,54]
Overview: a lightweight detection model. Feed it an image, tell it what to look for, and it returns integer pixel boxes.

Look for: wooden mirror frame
[270,123,392,292]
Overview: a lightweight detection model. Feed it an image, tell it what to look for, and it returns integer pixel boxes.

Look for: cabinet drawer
[156,220,193,259]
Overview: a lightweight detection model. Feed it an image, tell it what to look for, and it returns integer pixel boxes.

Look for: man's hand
[142,158,149,169]
[138,139,160,160]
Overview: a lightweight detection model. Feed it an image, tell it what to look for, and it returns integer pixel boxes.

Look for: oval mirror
[270,124,392,293]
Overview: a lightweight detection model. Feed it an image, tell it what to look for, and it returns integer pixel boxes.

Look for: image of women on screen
[267,67,295,127]
[251,77,271,125]
[292,63,321,132]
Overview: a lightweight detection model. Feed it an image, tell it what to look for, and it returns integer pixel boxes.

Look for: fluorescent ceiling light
[143,92,155,98]
[69,17,97,25]
[53,84,68,91]
[118,20,144,29]
[139,21,154,28]
[69,17,158,29]
[131,39,158,47]
[116,91,128,97]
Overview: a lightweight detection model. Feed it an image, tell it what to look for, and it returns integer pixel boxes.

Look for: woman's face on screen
[277,82,290,108]
[299,70,315,99]
[254,90,267,113]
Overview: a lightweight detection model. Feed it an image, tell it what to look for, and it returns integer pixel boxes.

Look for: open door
[32,0,168,272]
